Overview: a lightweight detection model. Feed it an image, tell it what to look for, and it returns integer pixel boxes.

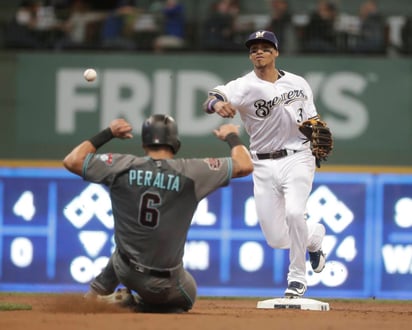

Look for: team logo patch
[254,90,308,118]
[204,158,222,170]
[99,153,113,166]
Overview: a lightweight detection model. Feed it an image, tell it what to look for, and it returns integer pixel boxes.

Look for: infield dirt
[0,293,411,330]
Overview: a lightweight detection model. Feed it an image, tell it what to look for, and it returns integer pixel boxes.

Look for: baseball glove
[299,119,333,168]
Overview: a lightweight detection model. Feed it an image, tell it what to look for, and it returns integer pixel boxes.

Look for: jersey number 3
[138,192,161,228]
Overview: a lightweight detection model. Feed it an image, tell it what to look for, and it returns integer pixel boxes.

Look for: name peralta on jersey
[210,70,318,153]
[82,152,232,269]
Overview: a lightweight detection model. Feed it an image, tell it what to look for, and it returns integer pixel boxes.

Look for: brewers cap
[245,30,279,49]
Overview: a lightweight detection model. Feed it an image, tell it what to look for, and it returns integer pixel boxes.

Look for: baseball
[83,68,97,82]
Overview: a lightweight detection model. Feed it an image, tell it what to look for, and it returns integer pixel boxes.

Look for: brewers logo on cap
[245,30,279,49]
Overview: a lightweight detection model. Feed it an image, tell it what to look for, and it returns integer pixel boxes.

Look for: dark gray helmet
[141,114,181,154]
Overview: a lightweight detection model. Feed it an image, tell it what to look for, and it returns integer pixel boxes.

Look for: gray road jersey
[82,153,232,270]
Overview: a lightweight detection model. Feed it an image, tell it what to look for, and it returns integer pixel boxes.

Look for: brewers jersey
[209,69,318,154]
[208,68,321,287]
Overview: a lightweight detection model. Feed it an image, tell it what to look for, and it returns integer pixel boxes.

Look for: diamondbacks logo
[204,158,222,170]
[99,153,113,166]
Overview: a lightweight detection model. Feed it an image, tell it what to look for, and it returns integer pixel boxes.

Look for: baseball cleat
[284,281,307,297]
[309,249,326,273]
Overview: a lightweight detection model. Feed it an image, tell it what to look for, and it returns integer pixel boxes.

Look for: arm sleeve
[208,77,246,109]
[301,77,318,119]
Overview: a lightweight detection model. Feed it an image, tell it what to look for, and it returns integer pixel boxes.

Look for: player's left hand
[109,118,133,139]
[299,119,333,168]
[213,124,241,140]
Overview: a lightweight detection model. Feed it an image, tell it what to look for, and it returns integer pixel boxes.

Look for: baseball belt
[118,249,172,278]
[256,149,298,160]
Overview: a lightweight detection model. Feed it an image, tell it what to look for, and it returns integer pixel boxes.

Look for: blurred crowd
[1,0,412,55]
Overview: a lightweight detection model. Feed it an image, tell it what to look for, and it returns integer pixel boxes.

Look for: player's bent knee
[266,236,290,249]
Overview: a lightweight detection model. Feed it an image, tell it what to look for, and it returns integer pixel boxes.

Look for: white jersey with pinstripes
[209,70,318,154]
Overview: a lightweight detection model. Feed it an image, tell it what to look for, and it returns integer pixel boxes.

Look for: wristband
[206,98,219,114]
[88,127,114,149]
[225,133,243,149]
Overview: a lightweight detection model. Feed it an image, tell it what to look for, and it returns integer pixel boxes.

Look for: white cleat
[284,281,307,298]
[308,223,326,273]
[309,249,326,273]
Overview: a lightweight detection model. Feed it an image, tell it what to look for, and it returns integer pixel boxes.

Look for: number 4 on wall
[12,191,36,221]
[336,236,357,262]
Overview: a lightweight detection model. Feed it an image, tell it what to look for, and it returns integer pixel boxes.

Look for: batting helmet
[141,114,181,154]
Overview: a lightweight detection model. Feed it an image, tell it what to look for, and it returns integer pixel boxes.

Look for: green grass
[0,302,32,311]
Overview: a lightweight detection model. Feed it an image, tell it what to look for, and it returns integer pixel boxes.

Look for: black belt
[118,250,171,278]
[256,149,296,160]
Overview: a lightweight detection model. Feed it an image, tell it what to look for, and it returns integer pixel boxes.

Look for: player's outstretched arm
[203,96,237,118]
[63,119,133,176]
[214,124,253,178]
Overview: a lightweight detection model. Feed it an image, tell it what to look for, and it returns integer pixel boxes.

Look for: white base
[256,297,330,311]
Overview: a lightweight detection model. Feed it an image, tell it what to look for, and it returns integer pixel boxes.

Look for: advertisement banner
[1,168,411,299]
[13,53,412,164]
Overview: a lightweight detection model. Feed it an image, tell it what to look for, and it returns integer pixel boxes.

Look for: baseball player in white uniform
[203,30,327,297]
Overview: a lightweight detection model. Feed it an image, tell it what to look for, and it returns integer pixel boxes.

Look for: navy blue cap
[245,30,279,49]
